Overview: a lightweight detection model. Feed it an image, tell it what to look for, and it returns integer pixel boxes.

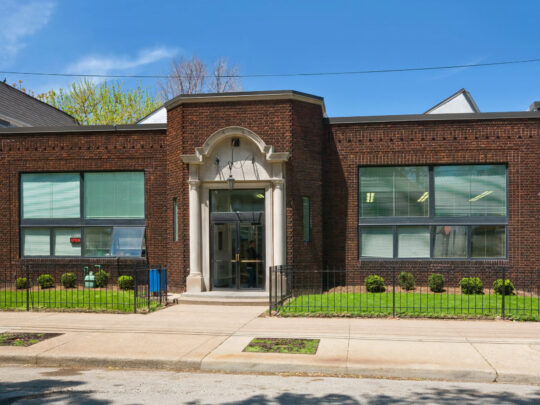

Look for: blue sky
[1,0,539,117]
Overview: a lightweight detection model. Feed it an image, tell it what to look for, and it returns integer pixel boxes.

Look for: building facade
[0,90,538,292]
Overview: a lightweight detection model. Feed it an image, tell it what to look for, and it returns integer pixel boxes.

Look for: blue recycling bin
[149,269,166,293]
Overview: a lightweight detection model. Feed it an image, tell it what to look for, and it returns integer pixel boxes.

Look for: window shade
[360,227,393,257]
[84,172,144,218]
[22,173,80,218]
[22,228,50,256]
[397,226,430,258]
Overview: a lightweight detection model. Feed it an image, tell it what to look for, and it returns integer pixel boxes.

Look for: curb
[2,353,529,384]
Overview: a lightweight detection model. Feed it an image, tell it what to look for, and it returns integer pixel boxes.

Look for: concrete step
[179,291,269,306]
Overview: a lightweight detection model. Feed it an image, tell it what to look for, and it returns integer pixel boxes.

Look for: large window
[20,172,145,257]
[358,165,507,259]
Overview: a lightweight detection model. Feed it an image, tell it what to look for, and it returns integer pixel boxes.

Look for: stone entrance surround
[181,127,289,293]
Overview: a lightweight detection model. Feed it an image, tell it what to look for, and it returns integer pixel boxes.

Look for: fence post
[392,268,396,318]
[147,266,151,312]
[268,265,273,315]
[134,267,138,313]
[501,266,506,319]
[26,265,30,311]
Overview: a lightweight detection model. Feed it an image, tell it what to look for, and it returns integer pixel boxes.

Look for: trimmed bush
[460,277,483,295]
[493,279,515,295]
[117,275,134,290]
[61,272,77,289]
[94,270,110,288]
[15,277,28,290]
[398,272,415,291]
[365,275,386,293]
[428,273,445,293]
[37,274,55,289]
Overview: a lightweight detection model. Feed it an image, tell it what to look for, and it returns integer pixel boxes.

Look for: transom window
[358,165,507,259]
[20,172,145,257]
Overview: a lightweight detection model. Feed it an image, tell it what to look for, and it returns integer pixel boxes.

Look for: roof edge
[163,90,326,113]
[0,123,167,134]
[424,88,480,114]
[328,111,540,124]
[0,81,79,124]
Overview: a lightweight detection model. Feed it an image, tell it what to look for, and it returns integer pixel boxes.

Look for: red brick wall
[166,99,326,290]
[324,118,540,285]
[0,129,168,275]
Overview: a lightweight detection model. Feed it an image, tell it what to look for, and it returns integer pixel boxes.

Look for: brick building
[0,90,538,292]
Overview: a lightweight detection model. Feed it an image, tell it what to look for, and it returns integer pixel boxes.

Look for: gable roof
[137,105,166,124]
[0,81,78,127]
[425,88,480,114]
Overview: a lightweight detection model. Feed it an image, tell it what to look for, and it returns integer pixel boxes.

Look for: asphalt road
[1,366,539,404]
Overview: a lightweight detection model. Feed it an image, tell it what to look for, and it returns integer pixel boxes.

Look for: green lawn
[0,288,160,312]
[278,292,540,321]
[244,338,320,354]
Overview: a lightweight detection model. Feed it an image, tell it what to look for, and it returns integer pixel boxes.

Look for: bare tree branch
[158,56,241,100]
[208,57,241,93]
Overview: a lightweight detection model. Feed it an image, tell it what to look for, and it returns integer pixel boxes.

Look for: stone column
[273,179,286,266]
[186,180,204,292]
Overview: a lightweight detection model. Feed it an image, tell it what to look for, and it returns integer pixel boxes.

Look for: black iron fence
[269,265,540,320]
[0,261,168,313]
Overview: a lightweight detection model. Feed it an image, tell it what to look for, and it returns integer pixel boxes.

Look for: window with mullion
[358,165,507,259]
[20,171,145,257]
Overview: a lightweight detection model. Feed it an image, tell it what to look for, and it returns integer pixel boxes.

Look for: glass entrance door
[211,221,264,290]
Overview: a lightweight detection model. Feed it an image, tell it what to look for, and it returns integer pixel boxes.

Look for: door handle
[236,253,240,261]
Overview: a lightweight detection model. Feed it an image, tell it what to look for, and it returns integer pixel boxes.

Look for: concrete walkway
[1,304,540,384]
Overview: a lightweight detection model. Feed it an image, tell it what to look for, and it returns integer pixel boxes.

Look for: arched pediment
[181,126,289,164]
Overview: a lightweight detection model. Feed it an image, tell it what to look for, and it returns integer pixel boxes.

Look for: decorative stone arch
[181,126,289,293]
[181,126,290,164]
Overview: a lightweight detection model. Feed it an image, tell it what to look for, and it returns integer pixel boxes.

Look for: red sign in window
[70,237,81,244]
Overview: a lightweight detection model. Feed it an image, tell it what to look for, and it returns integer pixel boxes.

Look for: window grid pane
[397,226,430,258]
[22,228,51,256]
[361,227,394,258]
[53,228,81,256]
[22,173,80,219]
[84,172,145,219]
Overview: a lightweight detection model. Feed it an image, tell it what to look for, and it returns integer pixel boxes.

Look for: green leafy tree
[37,79,161,125]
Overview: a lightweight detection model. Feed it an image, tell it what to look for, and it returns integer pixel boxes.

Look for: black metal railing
[0,260,168,313]
[269,265,540,320]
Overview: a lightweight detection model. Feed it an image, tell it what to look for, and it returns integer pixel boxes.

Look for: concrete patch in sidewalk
[201,336,348,374]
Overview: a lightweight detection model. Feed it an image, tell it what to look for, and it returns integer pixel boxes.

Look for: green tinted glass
[84,172,144,218]
[210,189,265,212]
[22,228,51,256]
[21,173,80,218]
[360,227,393,258]
[53,228,81,256]
[359,167,428,217]
[434,165,506,216]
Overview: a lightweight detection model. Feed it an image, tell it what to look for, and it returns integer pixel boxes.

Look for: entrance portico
[181,126,289,293]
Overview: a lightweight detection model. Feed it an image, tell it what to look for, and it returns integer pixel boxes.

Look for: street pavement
[1,304,540,384]
[2,366,540,404]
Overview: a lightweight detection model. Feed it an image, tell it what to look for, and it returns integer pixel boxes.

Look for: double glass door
[211,221,264,290]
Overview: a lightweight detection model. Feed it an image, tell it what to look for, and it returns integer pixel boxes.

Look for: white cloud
[0,0,56,65]
[66,47,178,76]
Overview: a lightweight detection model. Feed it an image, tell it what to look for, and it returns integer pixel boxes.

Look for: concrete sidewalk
[1,304,540,384]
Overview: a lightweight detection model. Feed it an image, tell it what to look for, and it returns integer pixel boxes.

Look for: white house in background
[137,106,167,124]
[425,88,480,114]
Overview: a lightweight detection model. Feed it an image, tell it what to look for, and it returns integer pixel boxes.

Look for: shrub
[460,277,483,295]
[493,279,515,295]
[37,274,55,289]
[398,272,415,291]
[117,275,134,290]
[365,275,386,293]
[15,277,28,290]
[94,270,110,288]
[61,272,77,289]
[428,273,445,293]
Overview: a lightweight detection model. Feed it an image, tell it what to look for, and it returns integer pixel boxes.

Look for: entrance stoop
[179,291,269,306]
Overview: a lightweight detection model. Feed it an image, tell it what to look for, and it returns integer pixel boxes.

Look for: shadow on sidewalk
[0,378,109,405]
[187,387,540,405]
